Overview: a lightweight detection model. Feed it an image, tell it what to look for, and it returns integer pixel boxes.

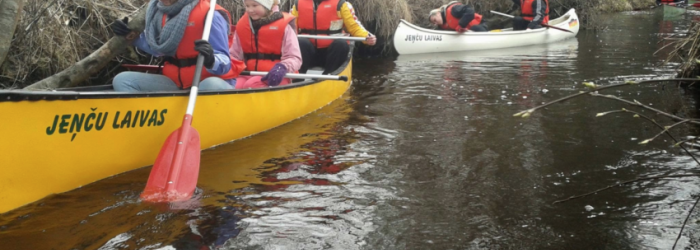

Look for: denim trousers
[113,72,235,92]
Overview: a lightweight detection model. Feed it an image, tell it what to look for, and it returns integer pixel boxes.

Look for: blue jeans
[113,72,236,92]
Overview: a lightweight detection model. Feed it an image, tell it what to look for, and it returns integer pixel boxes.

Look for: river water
[2,9,700,250]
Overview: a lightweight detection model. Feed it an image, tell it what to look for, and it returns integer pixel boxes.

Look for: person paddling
[428,1,488,32]
[509,0,549,30]
[110,0,244,92]
[656,0,685,5]
[230,0,302,89]
[292,0,376,74]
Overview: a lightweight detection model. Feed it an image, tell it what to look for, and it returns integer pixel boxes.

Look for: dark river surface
[3,9,700,250]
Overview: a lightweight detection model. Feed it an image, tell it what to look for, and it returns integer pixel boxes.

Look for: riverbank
[0,0,658,88]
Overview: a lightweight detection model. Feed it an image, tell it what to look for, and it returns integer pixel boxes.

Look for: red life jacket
[520,0,550,23]
[439,3,483,31]
[236,12,295,72]
[160,0,242,89]
[296,0,345,49]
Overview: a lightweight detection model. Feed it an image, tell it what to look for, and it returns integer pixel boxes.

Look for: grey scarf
[145,0,199,56]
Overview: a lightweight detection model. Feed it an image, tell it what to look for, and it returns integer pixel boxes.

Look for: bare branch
[673,195,700,250]
[612,109,700,167]
[590,92,700,126]
[514,78,700,118]
[552,174,700,204]
[639,120,690,145]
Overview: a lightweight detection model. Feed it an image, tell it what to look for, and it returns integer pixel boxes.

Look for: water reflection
[217,120,399,249]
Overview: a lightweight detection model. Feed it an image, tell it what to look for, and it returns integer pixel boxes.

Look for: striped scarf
[144,0,199,56]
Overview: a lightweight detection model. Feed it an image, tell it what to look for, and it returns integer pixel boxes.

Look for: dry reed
[667,22,700,78]
[0,0,146,88]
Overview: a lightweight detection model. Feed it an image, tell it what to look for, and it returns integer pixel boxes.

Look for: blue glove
[261,63,287,87]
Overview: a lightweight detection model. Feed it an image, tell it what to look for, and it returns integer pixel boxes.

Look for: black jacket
[511,0,548,29]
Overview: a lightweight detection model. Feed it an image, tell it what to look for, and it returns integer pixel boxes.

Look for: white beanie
[247,0,274,10]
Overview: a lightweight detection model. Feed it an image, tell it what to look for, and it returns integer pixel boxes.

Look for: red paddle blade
[693,3,700,8]
[141,115,201,203]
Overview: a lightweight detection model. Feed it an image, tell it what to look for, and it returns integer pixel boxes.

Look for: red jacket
[440,3,482,31]
[296,0,344,48]
[161,0,242,89]
[520,0,549,23]
[236,13,296,72]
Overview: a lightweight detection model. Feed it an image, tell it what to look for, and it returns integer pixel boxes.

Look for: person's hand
[110,17,131,37]
[365,34,377,46]
[456,27,468,33]
[194,40,215,69]
[262,63,287,87]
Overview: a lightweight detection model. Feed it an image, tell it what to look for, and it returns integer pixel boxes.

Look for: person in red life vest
[428,1,488,32]
[230,0,302,89]
[509,0,549,31]
[291,0,377,74]
[110,0,245,92]
[657,0,686,5]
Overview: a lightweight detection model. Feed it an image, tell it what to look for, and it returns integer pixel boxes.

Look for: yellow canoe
[0,59,352,213]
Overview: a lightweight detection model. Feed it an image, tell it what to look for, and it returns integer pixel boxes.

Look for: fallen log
[24,7,146,90]
[0,0,25,67]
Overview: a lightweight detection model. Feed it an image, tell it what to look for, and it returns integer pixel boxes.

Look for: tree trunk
[0,0,25,67]
[24,8,147,90]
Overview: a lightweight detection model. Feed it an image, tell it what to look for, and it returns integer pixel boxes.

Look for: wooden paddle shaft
[241,71,349,81]
[298,35,367,41]
[491,10,515,19]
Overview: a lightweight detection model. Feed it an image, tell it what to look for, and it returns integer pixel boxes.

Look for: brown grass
[0,0,146,88]
[347,0,412,53]
[667,22,700,78]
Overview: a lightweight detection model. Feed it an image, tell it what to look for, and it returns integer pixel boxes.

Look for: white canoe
[396,38,579,63]
[393,8,580,55]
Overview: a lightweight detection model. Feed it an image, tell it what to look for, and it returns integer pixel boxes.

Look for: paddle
[693,3,700,8]
[297,35,367,41]
[240,71,349,81]
[140,0,219,203]
[490,10,574,34]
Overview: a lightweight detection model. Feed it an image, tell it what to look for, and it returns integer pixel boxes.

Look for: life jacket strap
[162,57,199,68]
[244,53,282,61]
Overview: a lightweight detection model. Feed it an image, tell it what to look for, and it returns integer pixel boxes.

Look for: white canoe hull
[393,8,580,55]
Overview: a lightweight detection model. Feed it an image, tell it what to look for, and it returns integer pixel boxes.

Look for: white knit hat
[246,0,274,10]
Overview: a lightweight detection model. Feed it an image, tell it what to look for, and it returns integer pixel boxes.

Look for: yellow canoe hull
[0,61,352,213]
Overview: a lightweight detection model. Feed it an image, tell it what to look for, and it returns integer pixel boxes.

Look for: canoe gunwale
[0,44,354,102]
